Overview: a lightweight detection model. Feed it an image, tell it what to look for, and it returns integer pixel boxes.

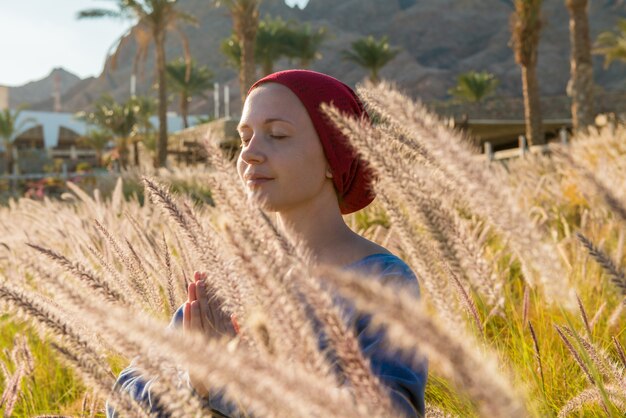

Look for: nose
[239,133,266,165]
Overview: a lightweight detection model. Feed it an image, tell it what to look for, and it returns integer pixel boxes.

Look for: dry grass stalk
[613,336,626,369]
[315,264,527,417]
[527,321,545,393]
[558,385,626,417]
[576,232,626,296]
[356,82,574,308]
[0,335,34,417]
[25,243,128,305]
[576,294,592,338]
[554,325,595,385]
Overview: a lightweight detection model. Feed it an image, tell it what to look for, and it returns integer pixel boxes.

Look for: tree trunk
[155,31,169,168]
[233,2,259,106]
[522,64,545,145]
[181,94,189,129]
[133,139,140,167]
[262,60,273,77]
[566,0,594,133]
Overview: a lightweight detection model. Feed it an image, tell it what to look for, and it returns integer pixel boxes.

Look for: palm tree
[510,0,545,146]
[0,108,35,176]
[342,35,399,83]
[285,23,327,68]
[593,18,626,67]
[448,71,499,103]
[167,59,213,128]
[566,0,594,133]
[216,0,260,105]
[76,95,139,169]
[255,16,292,76]
[78,0,197,168]
[78,130,112,168]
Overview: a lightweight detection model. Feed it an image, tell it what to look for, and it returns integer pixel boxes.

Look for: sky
[0,0,309,87]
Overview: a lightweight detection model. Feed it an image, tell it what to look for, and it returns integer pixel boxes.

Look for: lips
[244,173,274,187]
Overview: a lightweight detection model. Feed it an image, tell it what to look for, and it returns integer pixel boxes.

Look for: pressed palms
[78,0,197,168]
[566,0,594,133]
[167,59,213,128]
[448,71,499,103]
[594,18,626,67]
[216,0,261,105]
[0,108,35,176]
[342,35,399,83]
[510,0,546,145]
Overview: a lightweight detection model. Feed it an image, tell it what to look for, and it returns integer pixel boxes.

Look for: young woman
[107,70,427,417]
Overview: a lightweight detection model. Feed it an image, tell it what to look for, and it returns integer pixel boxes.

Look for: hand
[184,271,236,338]
[183,271,238,397]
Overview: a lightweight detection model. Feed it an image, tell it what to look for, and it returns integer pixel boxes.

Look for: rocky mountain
[21,0,626,117]
[6,68,82,109]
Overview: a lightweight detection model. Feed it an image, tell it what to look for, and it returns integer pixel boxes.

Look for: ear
[325,167,333,179]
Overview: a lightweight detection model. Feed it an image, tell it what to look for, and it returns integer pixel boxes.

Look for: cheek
[236,155,246,182]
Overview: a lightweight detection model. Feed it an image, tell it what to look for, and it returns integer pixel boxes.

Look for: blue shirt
[106,253,427,417]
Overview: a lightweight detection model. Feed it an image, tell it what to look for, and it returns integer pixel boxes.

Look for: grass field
[0,83,625,417]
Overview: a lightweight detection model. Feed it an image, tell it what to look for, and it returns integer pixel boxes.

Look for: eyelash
[240,134,286,146]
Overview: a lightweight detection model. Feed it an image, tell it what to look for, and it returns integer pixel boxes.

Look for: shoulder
[346,253,420,297]
[168,303,185,329]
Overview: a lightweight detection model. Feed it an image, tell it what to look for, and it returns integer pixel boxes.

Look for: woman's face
[236,83,334,213]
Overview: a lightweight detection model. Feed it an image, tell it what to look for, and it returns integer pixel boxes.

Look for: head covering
[248,69,375,214]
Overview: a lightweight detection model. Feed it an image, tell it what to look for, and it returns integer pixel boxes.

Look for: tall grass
[0,82,625,416]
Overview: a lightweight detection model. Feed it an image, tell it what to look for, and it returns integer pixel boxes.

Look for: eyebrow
[237,118,293,131]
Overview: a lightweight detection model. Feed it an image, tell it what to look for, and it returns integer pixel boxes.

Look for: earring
[325,169,333,179]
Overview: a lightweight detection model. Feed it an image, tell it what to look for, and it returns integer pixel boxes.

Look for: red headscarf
[247,69,375,214]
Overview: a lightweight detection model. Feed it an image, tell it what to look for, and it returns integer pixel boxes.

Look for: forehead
[241,83,310,123]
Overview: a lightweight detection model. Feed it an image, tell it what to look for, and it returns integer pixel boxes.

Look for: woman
[107,70,427,417]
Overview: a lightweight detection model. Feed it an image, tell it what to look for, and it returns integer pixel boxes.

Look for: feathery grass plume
[64,285,368,418]
[553,148,626,224]
[355,82,575,308]
[0,334,34,417]
[560,326,623,384]
[323,100,501,308]
[25,243,128,304]
[48,342,152,418]
[377,191,464,328]
[323,102,487,329]
[558,385,626,417]
[294,266,398,416]
[612,336,626,369]
[221,225,339,385]
[93,220,155,309]
[576,294,593,338]
[527,321,545,394]
[576,232,626,296]
[84,245,139,309]
[425,405,458,417]
[161,234,177,315]
[315,264,528,417]
[554,325,595,385]
[142,176,249,319]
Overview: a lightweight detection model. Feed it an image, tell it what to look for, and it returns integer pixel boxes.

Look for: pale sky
[0,0,309,87]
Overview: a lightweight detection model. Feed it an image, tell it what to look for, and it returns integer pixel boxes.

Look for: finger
[194,271,201,281]
[183,302,191,333]
[196,280,210,331]
[190,300,202,333]
[188,282,197,303]
[231,314,240,335]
